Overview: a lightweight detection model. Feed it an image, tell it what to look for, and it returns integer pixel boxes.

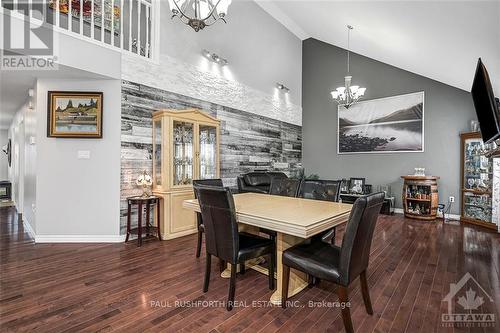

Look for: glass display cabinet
[152,109,220,240]
[460,132,496,230]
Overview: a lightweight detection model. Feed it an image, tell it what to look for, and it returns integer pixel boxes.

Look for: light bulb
[218,0,232,16]
[350,85,359,93]
[196,0,210,18]
[331,91,339,99]
[357,88,366,96]
[167,0,176,12]
[336,87,345,94]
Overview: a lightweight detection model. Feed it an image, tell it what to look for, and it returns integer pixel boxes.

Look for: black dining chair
[193,179,224,259]
[269,178,301,197]
[281,192,385,333]
[298,180,341,202]
[194,185,276,311]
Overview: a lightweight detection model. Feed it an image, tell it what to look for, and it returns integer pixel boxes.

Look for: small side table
[126,196,161,246]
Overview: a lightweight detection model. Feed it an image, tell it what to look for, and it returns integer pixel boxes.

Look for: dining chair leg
[360,270,373,315]
[240,263,245,274]
[203,253,211,293]
[308,274,314,288]
[219,259,226,273]
[196,230,202,258]
[227,264,237,311]
[281,264,290,308]
[337,286,354,333]
[268,253,275,290]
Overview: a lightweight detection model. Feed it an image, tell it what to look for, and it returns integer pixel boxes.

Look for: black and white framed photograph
[338,91,424,154]
[348,177,365,194]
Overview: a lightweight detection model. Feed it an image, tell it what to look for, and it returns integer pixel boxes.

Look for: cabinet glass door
[173,120,194,186]
[463,137,493,223]
[199,125,218,179]
[153,119,162,187]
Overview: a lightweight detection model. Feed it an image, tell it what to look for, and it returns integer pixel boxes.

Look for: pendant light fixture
[167,0,232,32]
[331,25,366,109]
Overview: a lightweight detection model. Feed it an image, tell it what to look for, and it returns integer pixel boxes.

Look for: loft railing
[1,0,157,59]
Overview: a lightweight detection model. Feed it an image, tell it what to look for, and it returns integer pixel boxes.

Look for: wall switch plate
[29,136,36,145]
[77,150,90,159]
[449,196,455,203]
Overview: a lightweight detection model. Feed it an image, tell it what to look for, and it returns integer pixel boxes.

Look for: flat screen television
[471,58,500,143]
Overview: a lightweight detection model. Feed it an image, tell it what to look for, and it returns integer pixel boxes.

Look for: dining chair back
[269,178,301,197]
[298,180,341,202]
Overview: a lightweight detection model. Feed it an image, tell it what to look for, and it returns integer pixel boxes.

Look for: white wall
[159,0,302,106]
[123,0,303,126]
[35,79,122,240]
[0,130,8,180]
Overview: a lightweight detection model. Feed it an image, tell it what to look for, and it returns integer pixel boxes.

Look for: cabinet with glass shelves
[152,109,220,240]
[460,132,496,230]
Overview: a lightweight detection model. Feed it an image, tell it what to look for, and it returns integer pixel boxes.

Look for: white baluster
[79,0,83,34]
[136,0,140,54]
[128,0,132,51]
[145,3,149,58]
[55,0,60,27]
[100,0,104,42]
[69,0,72,31]
[110,0,114,46]
[91,0,94,38]
[119,0,123,48]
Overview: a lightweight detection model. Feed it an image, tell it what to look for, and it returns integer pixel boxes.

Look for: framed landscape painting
[338,91,424,154]
[47,91,103,138]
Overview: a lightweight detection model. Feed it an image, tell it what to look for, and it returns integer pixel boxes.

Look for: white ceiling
[256,0,500,96]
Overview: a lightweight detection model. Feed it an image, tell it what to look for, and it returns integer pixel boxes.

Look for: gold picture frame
[47,91,103,138]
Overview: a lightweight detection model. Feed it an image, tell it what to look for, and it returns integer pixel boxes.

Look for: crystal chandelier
[167,0,232,32]
[331,25,366,109]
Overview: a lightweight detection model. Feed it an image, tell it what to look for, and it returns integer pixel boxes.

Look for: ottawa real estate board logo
[1,2,58,70]
[442,272,495,328]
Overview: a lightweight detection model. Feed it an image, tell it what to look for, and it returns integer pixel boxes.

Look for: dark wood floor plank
[1,207,499,333]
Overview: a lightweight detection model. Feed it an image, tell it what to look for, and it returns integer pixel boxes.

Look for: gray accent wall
[302,38,477,214]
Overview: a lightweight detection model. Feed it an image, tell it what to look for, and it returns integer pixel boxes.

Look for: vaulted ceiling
[256,1,500,96]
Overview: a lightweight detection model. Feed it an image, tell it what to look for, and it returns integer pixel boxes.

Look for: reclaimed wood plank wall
[120,80,302,232]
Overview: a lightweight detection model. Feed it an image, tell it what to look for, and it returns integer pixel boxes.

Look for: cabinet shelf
[405,197,431,202]
[460,132,494,227]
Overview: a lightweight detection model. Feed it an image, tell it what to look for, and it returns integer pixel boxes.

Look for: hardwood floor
[1,206,499,332]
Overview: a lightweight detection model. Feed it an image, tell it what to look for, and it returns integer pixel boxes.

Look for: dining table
[183,192,353,305]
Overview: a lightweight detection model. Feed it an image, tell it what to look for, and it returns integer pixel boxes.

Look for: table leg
[156,200,161,240]
[125,202,131,242]
[146,202,150,236]
[138,202,143,247]
[269,232,308,305]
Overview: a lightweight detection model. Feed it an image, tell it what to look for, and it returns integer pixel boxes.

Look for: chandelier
[331,25,366,109]
[167,0,232,32]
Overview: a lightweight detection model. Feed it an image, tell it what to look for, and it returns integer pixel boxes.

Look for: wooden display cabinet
[460,132,496,230]
[152,109,220,240]
[401,176,440,221]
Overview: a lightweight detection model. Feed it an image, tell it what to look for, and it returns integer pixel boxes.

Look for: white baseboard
[22,216,36,239]
[35,235,126,243]
[394,208,460,220]
[394,208,405,214]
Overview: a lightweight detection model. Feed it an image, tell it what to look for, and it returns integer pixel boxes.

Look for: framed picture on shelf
[348,177,365,194]
[47,91,103,138]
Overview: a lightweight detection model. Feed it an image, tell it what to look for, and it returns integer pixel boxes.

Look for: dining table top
[183,192,353,238]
